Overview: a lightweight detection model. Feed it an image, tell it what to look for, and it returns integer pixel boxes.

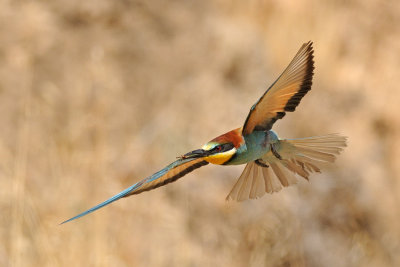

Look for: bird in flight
[62,41,346,224]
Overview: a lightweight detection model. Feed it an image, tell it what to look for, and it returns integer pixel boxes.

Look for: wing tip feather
[283,41,314,112]
[242,41,315,135]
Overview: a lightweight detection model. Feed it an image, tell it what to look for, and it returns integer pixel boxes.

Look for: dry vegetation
[1,0,400,266]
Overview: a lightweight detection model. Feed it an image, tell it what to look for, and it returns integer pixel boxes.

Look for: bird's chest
[227,131,277,165]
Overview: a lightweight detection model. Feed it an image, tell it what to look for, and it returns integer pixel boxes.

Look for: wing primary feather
[226,162,251,201]
[128,160,209,195]
[60,183,141,224]
[262,167,273,193]
[250,165,265,199]
[61,158,208,224]
[238,163,253,201]
[284,50,314,111]
[270,162,289,187]
[242,41,314,135]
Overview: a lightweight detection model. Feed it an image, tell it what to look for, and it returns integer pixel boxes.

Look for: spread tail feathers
[226,134,347,201]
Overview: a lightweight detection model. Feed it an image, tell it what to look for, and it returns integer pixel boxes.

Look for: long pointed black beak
[180,149,209,159]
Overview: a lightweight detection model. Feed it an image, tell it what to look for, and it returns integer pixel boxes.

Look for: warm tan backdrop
[1,0,399,266]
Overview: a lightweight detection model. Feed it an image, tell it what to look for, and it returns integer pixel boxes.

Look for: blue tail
[60,183,140,224]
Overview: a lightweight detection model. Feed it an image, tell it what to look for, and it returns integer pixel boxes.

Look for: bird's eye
[216,145,222,151]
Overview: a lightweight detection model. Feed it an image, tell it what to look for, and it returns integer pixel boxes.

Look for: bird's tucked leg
[270,143,282,160]
[255,159,269,168]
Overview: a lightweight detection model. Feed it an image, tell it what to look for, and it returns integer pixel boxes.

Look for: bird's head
[180,128,243,165]
[180,142,236,165]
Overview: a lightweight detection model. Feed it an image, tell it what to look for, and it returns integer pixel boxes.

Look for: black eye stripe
[212,143,234,153]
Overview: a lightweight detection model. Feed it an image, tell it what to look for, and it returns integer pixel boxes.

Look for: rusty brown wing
[242,41,314,136]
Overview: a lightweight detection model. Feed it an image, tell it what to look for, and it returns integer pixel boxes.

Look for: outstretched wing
[242,41,314,136]
[61,158,208,224]
[226,134,347,201]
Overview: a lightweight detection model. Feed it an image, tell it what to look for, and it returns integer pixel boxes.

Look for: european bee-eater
[62,41,347,224]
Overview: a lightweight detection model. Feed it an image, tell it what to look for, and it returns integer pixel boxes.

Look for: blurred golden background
[1,0,400,266]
